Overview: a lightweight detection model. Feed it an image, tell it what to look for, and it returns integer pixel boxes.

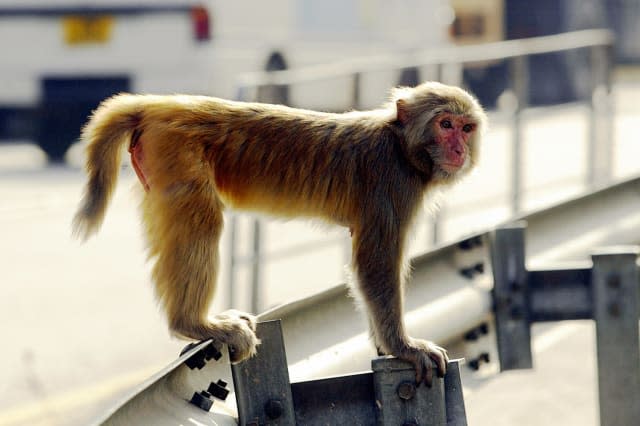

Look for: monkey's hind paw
[212,310,261,363]
[401,338,449,387]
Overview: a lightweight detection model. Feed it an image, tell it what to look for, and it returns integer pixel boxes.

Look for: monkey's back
[201,100,395,225]
[129,95,412,226]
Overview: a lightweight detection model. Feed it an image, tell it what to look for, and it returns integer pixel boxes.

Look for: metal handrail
[236,29,614,89]
[98,173,640,426]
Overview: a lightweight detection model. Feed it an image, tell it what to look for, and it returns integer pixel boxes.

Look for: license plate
[63,15,113,45]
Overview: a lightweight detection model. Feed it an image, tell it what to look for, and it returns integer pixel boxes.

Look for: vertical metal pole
[509,56,528,215]
[228,214,237,308]
[587,44,614,188]
[343,233,352,275]
[591,247,640,426]
[489,222,532,370]
[372,357,447,426]
[587,45,599,187]
[432,208,443,246]
[435,63,443,82]
[236,85,249,103]
[444,360,468,426]
[250,219,261,314]
[441,62,463,86]
[352,72,361,110]
[231,321,296,426]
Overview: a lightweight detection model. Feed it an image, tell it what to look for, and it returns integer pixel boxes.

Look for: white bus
[0,0,452,160]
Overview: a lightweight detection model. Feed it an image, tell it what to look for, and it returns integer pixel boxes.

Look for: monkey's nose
[452,144,464,157]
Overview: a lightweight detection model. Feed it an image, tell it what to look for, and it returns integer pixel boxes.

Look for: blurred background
[0,0,639,425]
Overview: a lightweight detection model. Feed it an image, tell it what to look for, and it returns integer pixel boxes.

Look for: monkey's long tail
[72,94,143,241]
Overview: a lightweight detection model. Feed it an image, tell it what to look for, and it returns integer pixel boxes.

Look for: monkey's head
[392,82,486,183]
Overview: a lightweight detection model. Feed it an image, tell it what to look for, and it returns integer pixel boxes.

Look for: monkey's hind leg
[142,179,260,363]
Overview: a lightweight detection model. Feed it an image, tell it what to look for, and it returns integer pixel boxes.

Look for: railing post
[228,214,237,308]
[591,247,640,426]
[489,222,532,370]
[372,357,447,426]
[587,44,614,188]
[232,320,296,426]
[432,214,441,246]
[352,72,361,109]
[250,219,262,313]
[444,360,468,426]
[508,56,528,215]
[441,62,463,87]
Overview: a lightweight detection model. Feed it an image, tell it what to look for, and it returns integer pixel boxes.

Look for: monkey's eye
[440,120,452,129]
[462,124,474,133]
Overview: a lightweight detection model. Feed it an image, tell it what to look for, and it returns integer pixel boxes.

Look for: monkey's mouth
[440,163,463,173]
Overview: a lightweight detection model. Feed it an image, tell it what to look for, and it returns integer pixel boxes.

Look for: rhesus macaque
[73,82,486,385]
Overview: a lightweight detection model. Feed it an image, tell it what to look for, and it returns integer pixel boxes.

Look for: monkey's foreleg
[353,227,449,386]
[142,182,260,363]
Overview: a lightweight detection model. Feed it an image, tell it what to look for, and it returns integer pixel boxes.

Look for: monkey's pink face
[434,113,476,173]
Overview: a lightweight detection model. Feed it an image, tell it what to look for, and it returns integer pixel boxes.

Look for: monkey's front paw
[397,338,449,387]
[216,309,258,332]
[213,310,260,363]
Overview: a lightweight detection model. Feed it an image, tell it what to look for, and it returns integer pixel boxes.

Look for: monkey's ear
[396,99,410,125]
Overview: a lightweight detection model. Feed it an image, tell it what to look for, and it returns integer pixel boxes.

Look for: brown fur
[73,82,486,380]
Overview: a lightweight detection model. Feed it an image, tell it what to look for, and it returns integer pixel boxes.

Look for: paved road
[465,321,599,426]
[0,167,182,425]
[0,80,638,425]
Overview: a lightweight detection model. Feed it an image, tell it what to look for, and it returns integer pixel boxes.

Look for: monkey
[72,81,486,386]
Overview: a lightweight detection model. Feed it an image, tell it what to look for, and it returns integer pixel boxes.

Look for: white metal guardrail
[97,173,640,425]
[88,30,637,425]
[236,30,614,90]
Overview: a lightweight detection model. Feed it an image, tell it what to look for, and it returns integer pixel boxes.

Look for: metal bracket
[489,223,532,370]
[490,223,640,426]
[591,248,640,426]
[230,321,468,425]
[231,320,296,426]
[528,267,592,321]
[372,357,466,426]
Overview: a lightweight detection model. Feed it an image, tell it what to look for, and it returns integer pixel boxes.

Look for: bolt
[459,235,482,251]
[607,274,621,289]
[464,329,480,341]
[207,379,230,401]
[397,381,416,400]
[468,358,480,371]
[180,342,199,356]
[204,344,223,361]
[510,280,523,292]
[608,302,621,317]
[510,306,525,320]
[460,267,475,279]
[479,323,489,335]
[264,399,283,419]
[189,391,213,412]
[184,350,207,370]
[458,239,473,250]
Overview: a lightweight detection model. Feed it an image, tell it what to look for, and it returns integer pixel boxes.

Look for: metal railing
[227,29,616,313]
[98,173,640,425]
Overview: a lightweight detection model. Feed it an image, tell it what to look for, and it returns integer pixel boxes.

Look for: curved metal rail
[236,29,614,89]
[97,174,640,425]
